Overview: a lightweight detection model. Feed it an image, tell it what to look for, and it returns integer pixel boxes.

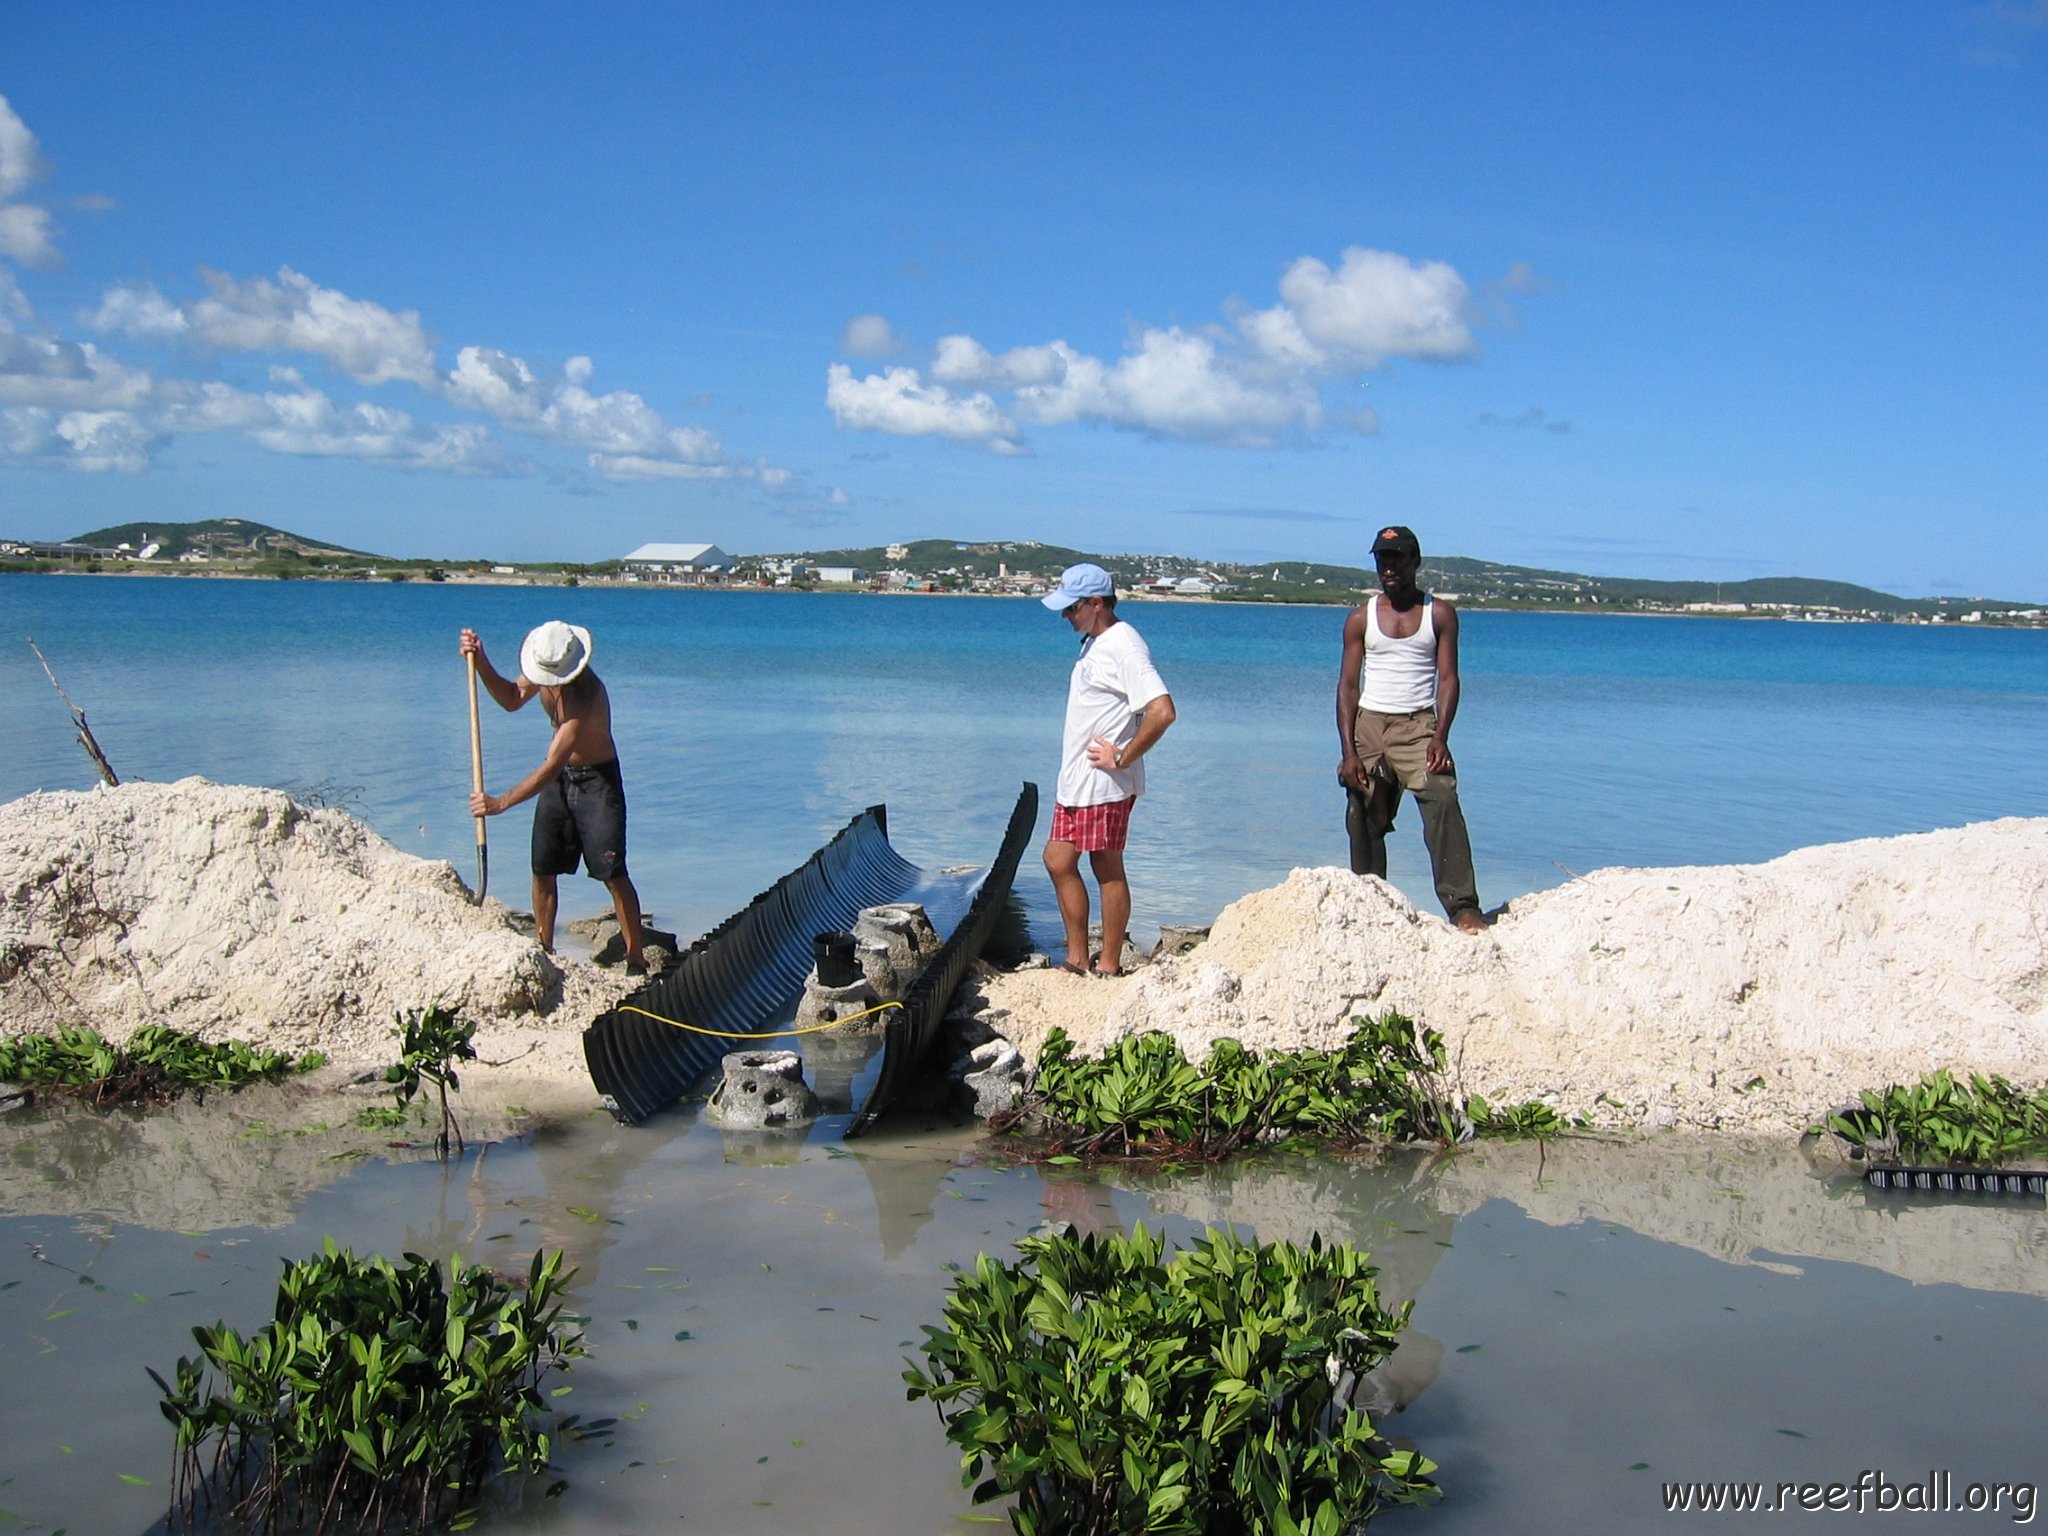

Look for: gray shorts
[532,758,629,881]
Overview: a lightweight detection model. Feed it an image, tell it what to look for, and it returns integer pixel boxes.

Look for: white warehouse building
[621,542,733,575]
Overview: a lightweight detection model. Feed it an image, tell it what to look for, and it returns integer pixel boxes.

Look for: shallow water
[2,1102,2042,1533]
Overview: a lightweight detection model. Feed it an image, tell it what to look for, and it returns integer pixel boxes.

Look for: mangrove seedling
[1000,1013,1578,1164]
[384,1004,478,1156]
[151,1241,583,1534]
[1824,1070,2048,1167]
[907,1223,1437,1534]
[0,1024,320,1107]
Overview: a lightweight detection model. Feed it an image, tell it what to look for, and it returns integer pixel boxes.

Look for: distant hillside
[69,518,384,562]
[793,538,1097,578]
[770,539,2041,617]
[1262,556,1947,616]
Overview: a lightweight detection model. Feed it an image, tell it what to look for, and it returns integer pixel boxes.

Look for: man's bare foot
[1453,908,1487,934]
[625,954,650,976]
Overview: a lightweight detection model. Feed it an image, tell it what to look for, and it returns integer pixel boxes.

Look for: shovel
[467,652,489,904]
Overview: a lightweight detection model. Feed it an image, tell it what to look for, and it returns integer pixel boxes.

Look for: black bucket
[812,930,861,988]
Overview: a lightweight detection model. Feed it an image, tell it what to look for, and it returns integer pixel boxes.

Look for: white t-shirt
[1058,620,1170,807]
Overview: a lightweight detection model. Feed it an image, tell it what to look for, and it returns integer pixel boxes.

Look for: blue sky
[3,3,2044,596]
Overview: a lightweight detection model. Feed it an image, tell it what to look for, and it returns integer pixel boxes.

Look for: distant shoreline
[5,565,2043,627]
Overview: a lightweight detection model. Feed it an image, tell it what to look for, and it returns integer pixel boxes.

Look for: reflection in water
[1429,1135,2048,1300]
[0,1084,472,1229]
[850,1137,964,1259]
[717,1119,822,1166]
[1119,1149,1460,1308]
[802,1031,882,1114]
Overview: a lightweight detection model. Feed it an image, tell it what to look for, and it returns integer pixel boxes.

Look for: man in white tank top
[1336,525,1484,932]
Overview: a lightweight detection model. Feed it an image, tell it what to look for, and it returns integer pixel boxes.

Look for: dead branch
[26,636,119,786]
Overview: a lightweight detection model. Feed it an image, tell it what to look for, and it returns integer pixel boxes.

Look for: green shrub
[0,1024,318,1105]
[1825,1070,2048,1166]
[906,1224,1436,1535]
[153,1242,581,1534]
[1009,1014,1574,1163]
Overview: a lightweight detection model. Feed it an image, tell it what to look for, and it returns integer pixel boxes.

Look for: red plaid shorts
[1050,797,1135,853]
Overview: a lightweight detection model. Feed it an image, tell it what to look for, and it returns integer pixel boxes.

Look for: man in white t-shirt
[1040,563,1177,976]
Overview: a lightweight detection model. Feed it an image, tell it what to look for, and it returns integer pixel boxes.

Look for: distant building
[622,542,731,573]
[814,566,868,584]
[885,543,910,560]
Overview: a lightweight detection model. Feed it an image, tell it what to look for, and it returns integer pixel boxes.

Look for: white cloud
[249,385,499,470]
[94,267,439,388]
[90,282,188,338]
[76,274,789,484]
[0,350,507,475]
[930,335,1072,388]
[1250,247,1475,368]
[1030,326,1321,443]
[827,486,851,507]
[592,455,738,482]
[0,96,50,203]
[829,244,1496,450]
[0,406,156,472]
[825,363,1020,451]
[448,343,758,484]
[840,313,904,358]
[0,333,154,411]
[0,204,58,269]
[150,379,280,433]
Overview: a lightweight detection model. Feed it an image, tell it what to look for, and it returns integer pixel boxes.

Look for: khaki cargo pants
[1345,707,1480,921]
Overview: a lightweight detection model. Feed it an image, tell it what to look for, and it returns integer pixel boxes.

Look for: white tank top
[1361,595,1438,713]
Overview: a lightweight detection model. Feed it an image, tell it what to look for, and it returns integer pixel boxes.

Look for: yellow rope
[616,999,904,1038]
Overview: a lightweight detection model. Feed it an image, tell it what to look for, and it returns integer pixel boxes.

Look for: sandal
[1058,960,1092,976]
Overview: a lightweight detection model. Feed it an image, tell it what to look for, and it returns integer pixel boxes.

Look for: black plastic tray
[1863,1165,2048,1197]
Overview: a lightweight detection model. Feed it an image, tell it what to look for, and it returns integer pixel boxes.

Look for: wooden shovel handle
[467,652,489,903]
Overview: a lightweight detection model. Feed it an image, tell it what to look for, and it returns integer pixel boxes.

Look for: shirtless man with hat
[1337,526,1486,932]
[461,620,649,971]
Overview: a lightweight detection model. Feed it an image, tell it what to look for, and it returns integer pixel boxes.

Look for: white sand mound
[0,778,612,1095]
[984,819,2048,1133]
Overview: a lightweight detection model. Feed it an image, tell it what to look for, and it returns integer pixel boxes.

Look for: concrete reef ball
[707,1050,821,1130]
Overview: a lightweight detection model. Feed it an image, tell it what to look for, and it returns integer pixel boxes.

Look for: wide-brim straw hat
[520,620,594,686]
